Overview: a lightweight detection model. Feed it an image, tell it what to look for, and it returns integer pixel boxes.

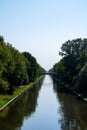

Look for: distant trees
[0,36,44,94]
[53,38,87,93]
[22,52,44,82]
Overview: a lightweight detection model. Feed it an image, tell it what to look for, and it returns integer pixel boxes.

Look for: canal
[0,75,87,130]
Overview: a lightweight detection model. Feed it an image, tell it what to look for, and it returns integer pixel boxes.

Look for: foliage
[0,35,44,94]
[23,52,45,82]
[53,38,87,94]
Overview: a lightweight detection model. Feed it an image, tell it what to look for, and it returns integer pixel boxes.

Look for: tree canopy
[0,36,44,94]
[53,38,87,94]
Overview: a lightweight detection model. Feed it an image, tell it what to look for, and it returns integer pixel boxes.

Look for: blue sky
[0,0,87,70]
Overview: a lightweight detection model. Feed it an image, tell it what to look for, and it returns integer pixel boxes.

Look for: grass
[0,76,43,109]
[0,84,31,108]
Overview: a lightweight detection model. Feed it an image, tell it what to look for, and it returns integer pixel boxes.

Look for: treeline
[0,36,44,94]
[52,38,87,94]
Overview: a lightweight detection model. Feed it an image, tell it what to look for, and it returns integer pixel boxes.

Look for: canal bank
[0,76,44,112]
[0,75,87,130]
[52,76,87,103]
[65,86,87,103]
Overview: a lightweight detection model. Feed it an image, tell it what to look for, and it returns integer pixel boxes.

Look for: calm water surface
[0,76,87,130]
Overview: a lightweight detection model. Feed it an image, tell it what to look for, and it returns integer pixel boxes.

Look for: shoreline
[0,76,44,112]
[66,86,87,103]
[52,76,87,103]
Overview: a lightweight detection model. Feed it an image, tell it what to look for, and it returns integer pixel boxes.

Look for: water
[0,75,87,130]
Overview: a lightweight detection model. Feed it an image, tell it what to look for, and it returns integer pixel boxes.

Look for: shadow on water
[1,76,87,130]
[52,78,87,130]
[0,77,44,130]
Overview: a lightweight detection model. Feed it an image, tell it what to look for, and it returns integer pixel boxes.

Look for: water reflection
[53,79,87,130]
[0,76,87,130]
[0,77,44,130]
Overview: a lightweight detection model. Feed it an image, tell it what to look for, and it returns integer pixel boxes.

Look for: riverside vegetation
[0,35,45,107]
[1,36,87,108]
[51,38,87,99]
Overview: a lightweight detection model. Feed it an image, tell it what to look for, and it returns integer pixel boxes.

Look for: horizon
[0,0,87,70]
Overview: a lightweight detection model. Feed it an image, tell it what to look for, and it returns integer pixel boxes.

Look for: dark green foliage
[53,38,87,94]
[0,35,44,94]
[0,79,9,94]
[23,52,37,82]
[22,52,44,82]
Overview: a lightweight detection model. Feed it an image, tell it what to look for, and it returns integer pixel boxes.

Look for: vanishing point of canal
[0,75,87,130]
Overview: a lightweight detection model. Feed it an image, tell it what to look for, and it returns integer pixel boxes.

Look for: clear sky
[0,0,87,70]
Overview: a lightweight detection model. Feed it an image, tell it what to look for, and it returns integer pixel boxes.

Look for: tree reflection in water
[0,77,44,130]
[53,79,87,130]
[1,76,87,130]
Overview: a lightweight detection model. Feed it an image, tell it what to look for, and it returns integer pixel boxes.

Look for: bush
[0,79,9,94]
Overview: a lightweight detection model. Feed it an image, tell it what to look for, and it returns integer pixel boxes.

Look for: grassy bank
[0,76,43,110]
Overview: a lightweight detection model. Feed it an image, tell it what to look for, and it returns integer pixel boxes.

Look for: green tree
[53,38,87,93]
[0,35,44,94]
